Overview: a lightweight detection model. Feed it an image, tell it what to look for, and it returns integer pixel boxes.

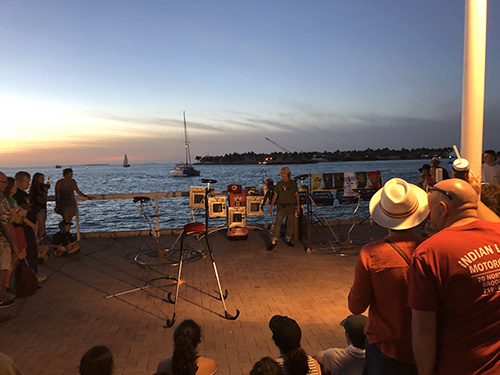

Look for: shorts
[15,227,27,252]
[0,245,11,270]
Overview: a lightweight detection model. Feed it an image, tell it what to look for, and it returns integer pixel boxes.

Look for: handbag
[9,259,38,298]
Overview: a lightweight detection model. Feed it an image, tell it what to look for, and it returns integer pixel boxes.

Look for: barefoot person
[54,168,90,224]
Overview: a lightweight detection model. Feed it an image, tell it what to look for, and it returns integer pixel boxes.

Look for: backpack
[9,259,38,297]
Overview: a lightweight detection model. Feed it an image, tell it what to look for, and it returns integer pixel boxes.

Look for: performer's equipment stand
[133,196,203,267]
[164,178,240,328]
[295,174,364,255]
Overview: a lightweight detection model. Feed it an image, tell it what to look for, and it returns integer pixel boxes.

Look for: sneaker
[1,289,16,300]
[267,241,277,251]
[0,299,15,308]
[285,240,294,247]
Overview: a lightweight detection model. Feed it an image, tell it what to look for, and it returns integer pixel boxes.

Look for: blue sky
[1,1,499,167]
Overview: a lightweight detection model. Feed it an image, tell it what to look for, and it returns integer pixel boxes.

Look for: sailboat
[123,154,130,167]
[170,112,200,177]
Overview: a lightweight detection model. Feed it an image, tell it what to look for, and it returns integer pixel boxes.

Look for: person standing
[0,172,18,308]
[12,171,39,276]
[29,172,49,241]
[54,168,90,224]
[430,156,449,180]
[408,179,500,375]
[348,178,430,375]
[268,166,300,250]
[481,150,500,185]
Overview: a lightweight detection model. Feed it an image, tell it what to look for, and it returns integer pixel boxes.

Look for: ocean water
[2,159,437,235]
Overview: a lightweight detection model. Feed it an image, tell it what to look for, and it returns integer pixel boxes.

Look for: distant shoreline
[195,147,454,165]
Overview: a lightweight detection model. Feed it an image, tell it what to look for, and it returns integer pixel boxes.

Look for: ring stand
[132,196,204,267]
[164,178,240,328]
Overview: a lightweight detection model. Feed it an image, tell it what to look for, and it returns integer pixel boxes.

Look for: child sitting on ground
[52,221,80,256]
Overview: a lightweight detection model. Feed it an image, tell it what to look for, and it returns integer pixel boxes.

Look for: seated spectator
[156,319,217,375]
[52,221,80,256]
[251,357,284,375]
[79,345,113,375]
[268,315,321,375]
[314,314,368,375]
[0,352,23,374]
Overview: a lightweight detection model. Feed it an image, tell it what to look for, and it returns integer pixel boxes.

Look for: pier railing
[50,190,226,240]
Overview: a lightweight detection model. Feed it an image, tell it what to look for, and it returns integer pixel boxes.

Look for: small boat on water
[55,165,62,169]
[170,112,200,177]
[123,154,130,168]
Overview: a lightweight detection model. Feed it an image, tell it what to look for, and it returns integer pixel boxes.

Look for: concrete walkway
[0,223,388,374]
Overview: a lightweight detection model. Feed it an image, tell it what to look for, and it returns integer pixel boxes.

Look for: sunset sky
[1,1,500,168]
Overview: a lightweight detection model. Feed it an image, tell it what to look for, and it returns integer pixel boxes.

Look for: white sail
[170,112,200,177]
[123,154,130,167]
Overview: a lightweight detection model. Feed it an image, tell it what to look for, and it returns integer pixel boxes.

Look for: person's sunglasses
[428,185,453,200]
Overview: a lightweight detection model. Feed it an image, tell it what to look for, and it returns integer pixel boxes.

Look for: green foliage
[195,147,453,164]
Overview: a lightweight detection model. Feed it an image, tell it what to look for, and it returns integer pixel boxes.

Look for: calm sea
[2,160,440,235]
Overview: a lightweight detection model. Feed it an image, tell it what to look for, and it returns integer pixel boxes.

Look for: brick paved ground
[0,223,388,374]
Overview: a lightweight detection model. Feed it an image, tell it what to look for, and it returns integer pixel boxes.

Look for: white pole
[460,0,488,177]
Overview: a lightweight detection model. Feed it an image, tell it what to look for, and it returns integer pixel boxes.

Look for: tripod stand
[164,178,240,328]
[133,196,203,267]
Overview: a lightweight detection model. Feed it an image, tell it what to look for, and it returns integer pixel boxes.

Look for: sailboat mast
[184,111,192,165]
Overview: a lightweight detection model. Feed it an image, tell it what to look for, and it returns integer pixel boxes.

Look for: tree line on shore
[195,147,454,165]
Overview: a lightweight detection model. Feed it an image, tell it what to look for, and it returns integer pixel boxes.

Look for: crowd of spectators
[0,169,83,308]
[1,152,499,374]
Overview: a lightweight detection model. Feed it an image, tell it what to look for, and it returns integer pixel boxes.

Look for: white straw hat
[369,178,429,230]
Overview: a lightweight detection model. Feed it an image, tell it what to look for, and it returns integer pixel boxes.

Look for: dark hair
[79,345,114,375]
[484,150,496,157]
[481,183,500,217]
[271,329,308,375]
[63,168,73,176]
[3,176,15,197]
[29,172,44,197]
[172,320,201,375]
[250,357,284,375]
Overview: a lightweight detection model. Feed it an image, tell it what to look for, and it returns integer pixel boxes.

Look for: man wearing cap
[430,156,449,181]
[408,179,500,375]
[348,178,429,374]
[314,314,368,375]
